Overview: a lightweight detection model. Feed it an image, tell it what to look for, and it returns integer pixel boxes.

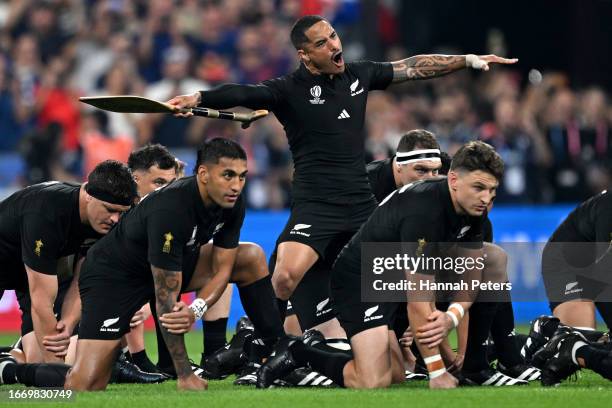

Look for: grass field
[0,327,611,408]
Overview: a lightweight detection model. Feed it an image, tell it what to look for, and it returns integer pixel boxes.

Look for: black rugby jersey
[338,178,485,273]
[0,181,99,280]
[366,158,396,203]
[200,62,394,203]
[366,160,494,242]
[81,176,245,286]
[550,190,612,243]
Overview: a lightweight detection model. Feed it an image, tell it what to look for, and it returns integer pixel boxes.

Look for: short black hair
[128,144,177,173]
[290,15,326,50]
[397,129,440,152]
[194,138,247,173]
[450,141,504,181]
[88,160,138,205]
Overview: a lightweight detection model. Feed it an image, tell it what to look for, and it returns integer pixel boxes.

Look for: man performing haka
[0,139,284,391]
[0,160,136,365]
[168,15,517,357]
[256,141,516,389]
[367,131,539,384]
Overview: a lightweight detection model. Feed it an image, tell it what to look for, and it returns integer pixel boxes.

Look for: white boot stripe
[322,379,333,386]
[311,375,327,386]
[297,371,319,386]
[482,372,503,385]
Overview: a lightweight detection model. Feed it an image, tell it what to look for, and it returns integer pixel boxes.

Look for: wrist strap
[189,298,208,320]
[465,54,487,70]
[446,303,465,328]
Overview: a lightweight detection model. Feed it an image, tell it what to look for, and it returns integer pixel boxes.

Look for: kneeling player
[0,139,283,391]
[257,141,506,389]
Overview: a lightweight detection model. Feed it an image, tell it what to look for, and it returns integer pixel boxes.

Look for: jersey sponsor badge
[163,232,174,253]
[34,240,43,257]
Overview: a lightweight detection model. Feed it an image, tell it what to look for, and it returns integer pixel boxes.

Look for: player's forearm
[152,266,192,378]
[30,303,61,362]
[194,269,231,310]
[391,55,466,82]
[456,311,469,355]
[198,84,273,110]
[60,258,84,329]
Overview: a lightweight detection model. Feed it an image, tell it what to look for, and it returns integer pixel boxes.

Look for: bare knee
[484,243,508,282]
[234,242,268,285]
[271,264,299,300]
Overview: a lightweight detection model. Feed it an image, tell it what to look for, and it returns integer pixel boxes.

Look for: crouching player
[0,138,284,391]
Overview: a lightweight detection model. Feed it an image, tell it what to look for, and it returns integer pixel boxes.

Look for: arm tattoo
[392,55,466,82]
[151,266,191,378]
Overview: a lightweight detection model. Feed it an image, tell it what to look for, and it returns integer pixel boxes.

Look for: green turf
[0,327,611,408]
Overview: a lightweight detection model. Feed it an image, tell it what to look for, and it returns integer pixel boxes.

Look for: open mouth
[332,51,344,66]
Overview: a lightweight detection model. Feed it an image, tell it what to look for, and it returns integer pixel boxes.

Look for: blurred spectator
[141,45,208,147]
[80,110,134,176]
[0,1,609,207]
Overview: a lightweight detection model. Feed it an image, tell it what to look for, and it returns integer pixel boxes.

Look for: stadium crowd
[0,0,611,208]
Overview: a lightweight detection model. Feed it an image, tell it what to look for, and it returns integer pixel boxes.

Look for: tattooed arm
[151,266,192,378]
[391,54,518,83]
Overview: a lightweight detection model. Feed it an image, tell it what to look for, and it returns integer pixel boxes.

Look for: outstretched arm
[391,54,518,83]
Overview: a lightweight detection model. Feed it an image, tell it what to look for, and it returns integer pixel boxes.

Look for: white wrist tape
[449,303,465,318]
[446,311,459,328]
[465,54,488,70]
[189,298,208,319]
[446,303,465,328]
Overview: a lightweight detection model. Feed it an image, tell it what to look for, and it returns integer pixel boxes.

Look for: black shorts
[16,277,72,336]
[78,259,151,340]
[330,256,397,339]
[277,199,376,261]
[270,247,336,330]
[542,242,610,311]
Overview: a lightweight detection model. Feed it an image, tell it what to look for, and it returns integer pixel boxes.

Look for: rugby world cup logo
[309,86,325,104]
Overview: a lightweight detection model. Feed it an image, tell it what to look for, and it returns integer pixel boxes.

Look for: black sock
[490,300,523,367]
[2,363,70,387]
[576,345,612,380]
[202,318,228,357]
[276,298,288,322]
[463,302,499,373]
[131,350,158,373]
[290,341,351,387]
[150,299,173,370]
[572,328,605,343]
[238,276,284,347]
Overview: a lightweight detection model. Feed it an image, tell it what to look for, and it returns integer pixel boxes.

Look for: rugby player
[257,141,513,389]
[0,139,284,391]
[521,191,612,362]
[168,16,517,377]
[0,160,136,364]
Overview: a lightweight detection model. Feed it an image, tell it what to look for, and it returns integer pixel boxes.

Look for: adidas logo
[100,317,120,332]
[337,109,350,119]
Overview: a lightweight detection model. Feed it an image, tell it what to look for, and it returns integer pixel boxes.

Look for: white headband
[396,149,441,165]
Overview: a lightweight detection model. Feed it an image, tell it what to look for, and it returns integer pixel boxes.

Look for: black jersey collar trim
[296,62,344,81]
